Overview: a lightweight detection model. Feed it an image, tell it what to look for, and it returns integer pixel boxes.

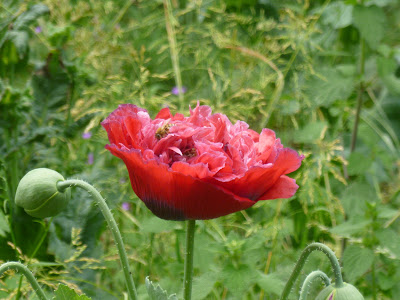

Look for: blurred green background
[1,0,400,299]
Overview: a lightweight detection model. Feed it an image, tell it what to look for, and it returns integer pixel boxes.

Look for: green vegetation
[1,0,400,299]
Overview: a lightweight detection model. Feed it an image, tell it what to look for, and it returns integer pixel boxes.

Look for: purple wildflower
[35,26,42,33]
[82,132,92,139]
[121,202,131,211]
[171,86,187,95]
[87,153,94,165]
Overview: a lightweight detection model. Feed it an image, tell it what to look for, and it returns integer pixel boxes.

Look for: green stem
[163,0,184,107]
[57,179,138,300]
[343,38,367,258]
[280,243,343,300]
[183,219,196,300]
[371,263,377,300]
[0,262,49,300]
[31,218,54,258]
[299,271,331,300]
[15,276,23,300]
[350,38,366,153]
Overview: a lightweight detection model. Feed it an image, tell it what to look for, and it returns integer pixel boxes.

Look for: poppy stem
[299,270,331,300]
[280,243,343,300]
[57,179,138,300]
[0,261,49,300]
[183,219,196,300]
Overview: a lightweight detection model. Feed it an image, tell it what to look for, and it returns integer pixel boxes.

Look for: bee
[155,123,174,140]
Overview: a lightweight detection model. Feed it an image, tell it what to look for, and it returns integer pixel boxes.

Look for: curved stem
[57,179,138,300]
[0,262,49,300]
[280,243,343,300]
[299,271,331,300]
[183,219,196,300]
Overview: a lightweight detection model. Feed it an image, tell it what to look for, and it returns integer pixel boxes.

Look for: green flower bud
[15,168,70,218]
[316,283,364,300]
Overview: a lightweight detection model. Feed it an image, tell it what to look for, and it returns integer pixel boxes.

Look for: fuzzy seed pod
[15,168,70,218]
[316,283,364,300]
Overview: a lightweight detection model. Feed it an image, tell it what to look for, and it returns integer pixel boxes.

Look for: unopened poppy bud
[15,168,70,218]
[316,283,364,300]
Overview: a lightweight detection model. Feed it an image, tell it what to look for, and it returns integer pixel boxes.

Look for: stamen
[183,148,197,158]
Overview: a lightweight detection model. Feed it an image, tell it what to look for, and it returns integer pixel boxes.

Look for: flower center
[183,148,197,158]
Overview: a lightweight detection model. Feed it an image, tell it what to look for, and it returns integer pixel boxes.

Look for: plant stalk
[280,243,343,300]
[57,179,138,300]
[350,38,366,153]
[163,0,184,107]
[299,270,331,300]
[183,219,196,300]
[0,262,49,300]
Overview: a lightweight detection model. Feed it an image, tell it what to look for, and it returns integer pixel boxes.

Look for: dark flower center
[183,148,197,158]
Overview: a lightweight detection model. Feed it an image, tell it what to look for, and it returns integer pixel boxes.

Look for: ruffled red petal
[258,175,299,200]
[212,148,303,200]
[106,145,255,220]
[155,107,172,119]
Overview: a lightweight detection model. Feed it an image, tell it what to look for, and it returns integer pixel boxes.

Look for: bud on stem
[15,168,70,218]
[280,243,344,300]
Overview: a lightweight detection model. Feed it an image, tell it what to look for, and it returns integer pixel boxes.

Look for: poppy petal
[257,175,299,200]
[213,148,303,200]
[155,107,172,119]
[106,145,255,220]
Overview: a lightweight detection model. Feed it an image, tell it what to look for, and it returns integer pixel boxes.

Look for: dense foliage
[0,0,399,299]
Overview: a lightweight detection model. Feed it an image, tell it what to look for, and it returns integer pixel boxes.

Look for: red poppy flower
[102,103,303,220]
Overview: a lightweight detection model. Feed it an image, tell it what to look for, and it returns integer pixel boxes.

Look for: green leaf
[0,210,10,238]
[330,219,372,237]
[341,181,376,218]
[53,284,91,300]
[365,0,396,7]
[347,152,372,176]
[192,272,217,300]
[6,31,29,59]
[377,271,397,290]
[352,5,386,49]
[305,67,354,107]
[14,4,50,30]
[293,121,328,144]
[377,57,400,95]
[140,216,178,233]
[221,264,257,299]
[322,2,353,29]
[31,51,71,112]
[376,228,400,258]
[256,271,285,296]
[145,277,178,300]
[343,245,374,282]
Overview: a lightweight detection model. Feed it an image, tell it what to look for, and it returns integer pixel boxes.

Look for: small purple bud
[35,26,42,33]
[171,86,187,95]
[87,153,94,165]
[121,202,131,211]
[82,132,92,139]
